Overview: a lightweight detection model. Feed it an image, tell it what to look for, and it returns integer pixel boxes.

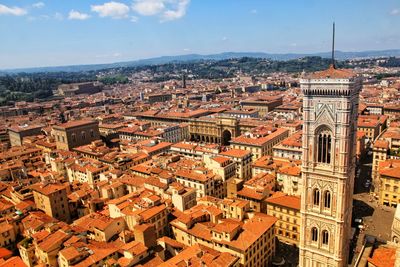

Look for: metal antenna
[332,22,335,68]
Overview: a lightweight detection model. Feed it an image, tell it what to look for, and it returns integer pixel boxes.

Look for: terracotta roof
[38,230,70,252]
[54,120,97,129]
[0,248,12,259]
[266,192,301,210]
[237,187,265,201]
[220,148,251,158]
[30,183,66,196]
[0,256,28,267]
[159,244,238,267]
[307,65,356,79]
[367,247,397,267]
[379,160,400,180]
[374,140,389,149]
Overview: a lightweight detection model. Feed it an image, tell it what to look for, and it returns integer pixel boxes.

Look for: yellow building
[170,182,197,212]
[0,223,16,251]
[197,196,250,221]
[231,126,289,160]
[266,192,301,246]
[170,204,277,267]
[73,213,125,242]
[357,115,387,143]
[31,183,71,223]
[189,116,240,145]
[240,96,283,117]
[372,127,400,192]
[203,154,236,181]
[220,148,253,181]
[379,159,400,207]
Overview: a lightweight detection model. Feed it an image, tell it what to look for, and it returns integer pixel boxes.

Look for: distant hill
[2,49,400,74]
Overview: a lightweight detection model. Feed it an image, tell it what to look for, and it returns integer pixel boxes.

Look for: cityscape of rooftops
[0,1,400,267]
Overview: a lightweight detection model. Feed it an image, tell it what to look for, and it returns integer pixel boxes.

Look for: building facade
[299,66,361,267]
[52,120,100,151]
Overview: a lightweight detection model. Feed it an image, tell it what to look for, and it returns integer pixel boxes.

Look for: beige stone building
[170,182,197,211]
[273,130,303,160]
[31,183,71,223]
[0,223,16,251]
[203,154,236,181]
[266,192,301,246]
[7,124,44,147]
[52,120,100,150]
[170,204,277,267]
[372,127,400,192]
[276,163,302,196]
[299,66,361,266]
[378,159,400,207]
[240,96,283,117]
[220,148,252,181]
[189,116,240,145]
[230,126,289,160]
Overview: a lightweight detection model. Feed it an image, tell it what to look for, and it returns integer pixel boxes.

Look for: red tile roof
[307,65,356,79]
[266,192,301,210]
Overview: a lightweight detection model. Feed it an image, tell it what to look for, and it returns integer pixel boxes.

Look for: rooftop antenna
[331,22,335,68]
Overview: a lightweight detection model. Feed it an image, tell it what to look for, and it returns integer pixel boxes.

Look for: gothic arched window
[313,188,320,206]
[311,227,318,242]
[324,190,331,209]
[317,130,332,164]
[322,230,329,245]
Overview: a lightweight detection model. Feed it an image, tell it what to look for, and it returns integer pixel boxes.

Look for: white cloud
[183,48,190,52]
[250,9,257,14]
[54,12,64,21]
[32,2,45,9]
[132,0,165,16]
[130,16,139,22]
[91,1,130,19]
[390,8,400,16]
[0,4,27,16]
[161,0,189,21]
[222,36,228,41]
[68,10,91,20]
[132,0,190,21]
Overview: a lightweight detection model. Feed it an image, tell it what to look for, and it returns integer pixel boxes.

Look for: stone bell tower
[299,65,361,266]
[299,24,362,267]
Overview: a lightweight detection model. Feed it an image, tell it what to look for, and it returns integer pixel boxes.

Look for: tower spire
[332,22,335,69]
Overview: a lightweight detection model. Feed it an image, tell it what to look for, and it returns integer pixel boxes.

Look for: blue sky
[0,0,399,69]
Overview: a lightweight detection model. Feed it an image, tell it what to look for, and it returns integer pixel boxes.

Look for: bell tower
[299,24,362,267]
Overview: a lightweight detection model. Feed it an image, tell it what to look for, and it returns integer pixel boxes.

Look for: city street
[353,153,395,241]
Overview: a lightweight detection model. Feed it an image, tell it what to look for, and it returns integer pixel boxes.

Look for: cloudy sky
[0,0,399,69]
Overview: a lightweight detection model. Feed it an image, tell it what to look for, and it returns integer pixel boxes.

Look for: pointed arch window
[313,188,320,206]
[322,230,329,245]
[324,190,331,209]
[317,130,332,164]
[311,227,318,242]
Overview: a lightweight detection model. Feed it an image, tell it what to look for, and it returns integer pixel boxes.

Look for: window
[317,131,332,164]
[313,188,320,206]
[322,230,329,245]
[324,191,331,208]
[311,227,318,242]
